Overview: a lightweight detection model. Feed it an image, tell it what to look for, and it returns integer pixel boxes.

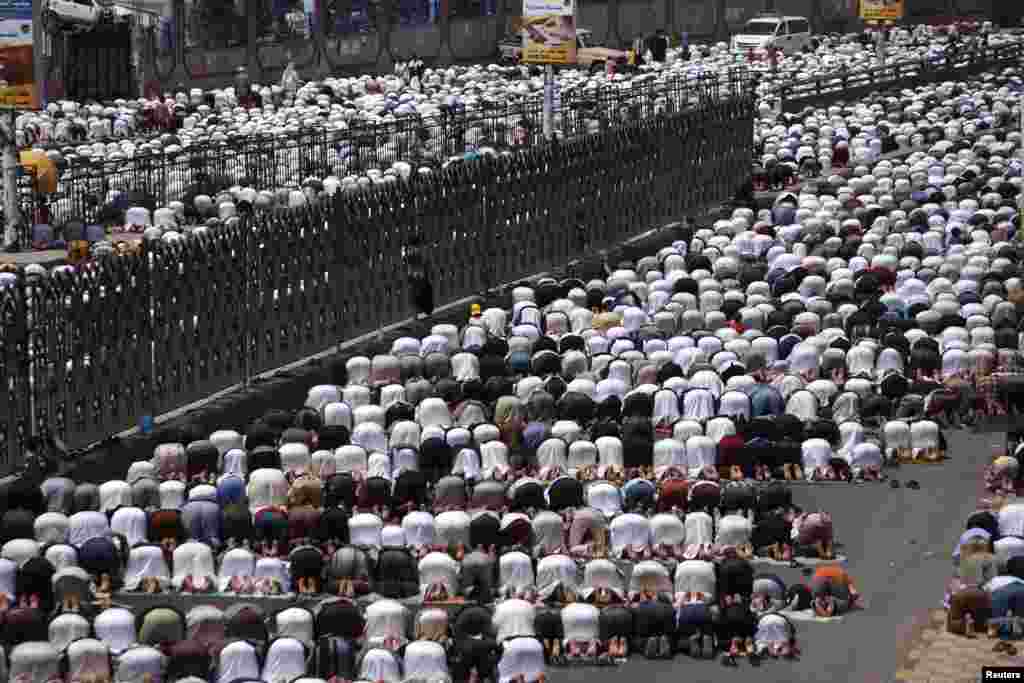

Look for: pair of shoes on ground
[679,633,715,659]
[643,635,674,659]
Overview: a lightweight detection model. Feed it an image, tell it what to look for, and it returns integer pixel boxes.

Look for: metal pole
[543,64,555,141]
[131,16,148,100]
[876,22,887,66]
[2,109,22,251]
[33,0,47,107]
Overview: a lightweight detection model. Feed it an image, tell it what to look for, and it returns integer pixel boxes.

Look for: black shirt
[650,34,668,62]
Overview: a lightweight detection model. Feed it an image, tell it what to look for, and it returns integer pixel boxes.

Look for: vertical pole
[246,0,261,82]
[876,22,886,66]
[33,0,46,107]
[21,277,36,442]
[131,17,147,99]
[543,64,555,140]
[2,110,22,251]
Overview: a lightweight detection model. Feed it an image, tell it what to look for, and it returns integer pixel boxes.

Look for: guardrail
[21,69,746,232]
[0,85,755,473]
[778,40,1024,111]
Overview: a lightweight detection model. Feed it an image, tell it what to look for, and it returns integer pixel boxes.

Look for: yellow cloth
[68,240,90,264]
[19,151,57,194]
[592,312,622,333]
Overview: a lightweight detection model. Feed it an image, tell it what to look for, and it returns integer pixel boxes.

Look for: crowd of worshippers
[0,50,1021,682]
[12,24,1021,240]
[11,47,1024,266]
[0,558,858,683]
[0,435,864,682]
[947,439,1024,654]
[744,71,1023,193]
[11,22,1002,155]
[987,433,1024,497]
[12,27,970,150]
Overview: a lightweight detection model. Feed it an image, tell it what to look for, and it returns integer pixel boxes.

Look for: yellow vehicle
[498,28,631,70]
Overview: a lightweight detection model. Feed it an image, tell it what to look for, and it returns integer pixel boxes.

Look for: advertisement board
[0,0,35,107]
[521,0,576,65]
[859,0,904,22]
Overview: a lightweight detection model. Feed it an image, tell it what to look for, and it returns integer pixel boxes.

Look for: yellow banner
[0,82,35,107]
[522,0,576,65]
[859,0,904,22]
[0,0,36,108]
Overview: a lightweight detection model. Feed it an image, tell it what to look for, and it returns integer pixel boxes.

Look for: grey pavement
[548,429,991,683]
[87,428,992,683]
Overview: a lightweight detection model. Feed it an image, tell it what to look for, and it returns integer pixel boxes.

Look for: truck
[498,28,631,70]
[41,0,141,34]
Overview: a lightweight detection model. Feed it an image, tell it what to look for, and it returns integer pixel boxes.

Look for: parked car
[42,0,132,33]
[731,12,814,54]
[498,28,631,70]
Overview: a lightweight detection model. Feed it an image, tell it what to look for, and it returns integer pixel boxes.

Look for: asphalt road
[548,429,993,683]
[81,427,992,683]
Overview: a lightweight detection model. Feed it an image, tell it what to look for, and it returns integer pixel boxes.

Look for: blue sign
[0,0,31,22]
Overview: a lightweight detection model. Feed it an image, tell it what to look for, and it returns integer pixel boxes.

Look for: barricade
[0,85,756,471]
[25,70,743,227]
[779,40,1024,112]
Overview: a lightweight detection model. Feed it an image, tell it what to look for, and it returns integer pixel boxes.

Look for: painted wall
[38,0,868,98]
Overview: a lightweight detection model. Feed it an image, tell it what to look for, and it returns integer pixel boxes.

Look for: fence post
[0,281,29,473]
[246,0,262,82]
[140,236,157,432]
[240,215,254,387]
[1,109,23,251]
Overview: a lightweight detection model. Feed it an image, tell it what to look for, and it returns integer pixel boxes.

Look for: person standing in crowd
[406,54,426,86]
[632,34,646,66]
[235,68,261,109]
[679,32,692,61]
[273,0,291,37]
[650,28,668,63]
[406,231,434,320]
[281,56,301,100]
[286,0,310,38]
[947,24,960,62]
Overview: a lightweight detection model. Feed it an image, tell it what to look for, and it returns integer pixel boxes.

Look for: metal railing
[777,39,1024,110]
[0,83,756,472]
[23,35,1024,228]
[24,69,747,229]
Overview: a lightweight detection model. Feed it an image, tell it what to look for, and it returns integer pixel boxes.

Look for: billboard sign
[859,0,904,22]
[0,0,35,107]
[521,0,576,65]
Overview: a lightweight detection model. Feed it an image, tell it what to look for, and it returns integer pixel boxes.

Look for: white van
[41,0,133,33]
[731,13,813,54]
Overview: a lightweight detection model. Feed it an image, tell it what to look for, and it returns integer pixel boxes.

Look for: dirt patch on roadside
[894,609,1024,683]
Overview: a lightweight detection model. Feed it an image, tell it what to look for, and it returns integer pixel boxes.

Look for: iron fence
[778,39,1024,110]
[27,69,747,228]
[22,32,1023,227]
[14,170,39,247]
[0,88,756,471]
